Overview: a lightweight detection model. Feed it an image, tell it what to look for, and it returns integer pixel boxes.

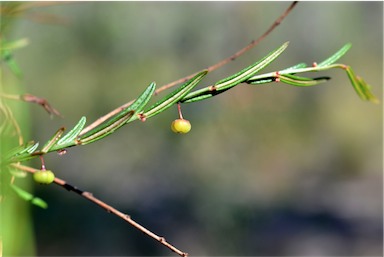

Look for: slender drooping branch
[11,163,188,257]
[78,1,298,137]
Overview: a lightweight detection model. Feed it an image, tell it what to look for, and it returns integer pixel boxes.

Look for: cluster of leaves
[3,41,379,156]
[1,36,379,208]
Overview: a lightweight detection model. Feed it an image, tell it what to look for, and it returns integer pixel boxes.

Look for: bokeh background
[5,1,383,256]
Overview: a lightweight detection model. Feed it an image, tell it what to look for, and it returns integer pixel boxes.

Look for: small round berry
[171,119,191,134]
[33,170,55,184]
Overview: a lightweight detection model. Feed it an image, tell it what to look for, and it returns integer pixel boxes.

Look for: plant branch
[10,163,188,257]
[154,1,298,95]
[5,41,379,166]
[79,1,298,136]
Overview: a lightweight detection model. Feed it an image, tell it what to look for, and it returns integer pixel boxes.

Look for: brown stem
[177,102,183,120]
[21,93,62,117]
[11,163,188,257]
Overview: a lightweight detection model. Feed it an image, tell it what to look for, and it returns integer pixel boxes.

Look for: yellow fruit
[171,119,191,134]
[33,170,55,184]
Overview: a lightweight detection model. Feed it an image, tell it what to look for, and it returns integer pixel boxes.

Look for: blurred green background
[4,1,383,256]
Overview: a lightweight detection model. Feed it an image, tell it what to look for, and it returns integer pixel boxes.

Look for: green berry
[33,170,55,184]
[171,119,191,134]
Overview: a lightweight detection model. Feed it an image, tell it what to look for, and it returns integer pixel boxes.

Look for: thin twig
[0,92,62,117]
[154,1,298,95]
[21,94,62,117]
[11,163,188,257]
[79,2,298,136]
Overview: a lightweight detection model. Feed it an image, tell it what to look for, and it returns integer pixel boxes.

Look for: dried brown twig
[0,93,62,117]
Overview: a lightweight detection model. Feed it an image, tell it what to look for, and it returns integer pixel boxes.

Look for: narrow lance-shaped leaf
[181,91,220,103]
[1,39,28,77]
[142,70,208,119]
[78,82,156,137]
[4,142,39,164]
[78,82,156,145]
[355,76,379,104]
[245,78,275,85]
[181,42,289,103]
[125,82,156,123]
[6,154,36,164]
[41,127,65,153]
[344,65,379,103]
[77,111,134,145]
[49,116,87,149]
[215,41,289,90]
[23,142,40,154]
[247,44,353,84]
[1,49,23,77]
[248,43,352,84]
[317,43,352,67]
[3,141,37,162]
[10,184,48,209]
[280,62,307,73]
[278,74,330,87]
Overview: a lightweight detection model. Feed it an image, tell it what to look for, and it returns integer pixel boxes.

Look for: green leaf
[30,197,49,209]
[356,77,379,104]
[2,141,38,164]
[77,111,134,145]
[1,38,28,77]
[181,42,289,103]
[126,82,156,122]
[180,86,233,103]
[280,62,307,72]
[10,184,48,209]
[1,49,23,77]
[26,142,40,154]
[77,82,156,145]
[245,78,275,85]
[181,93,217,103]
[215,41,289,90]
[55,116,87,147]
[41,127,65,153]
[143,70,208,118]
[317,43,352,67]
[278,74,330,87]
[345,66,379,103]
[130,82,156,111]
